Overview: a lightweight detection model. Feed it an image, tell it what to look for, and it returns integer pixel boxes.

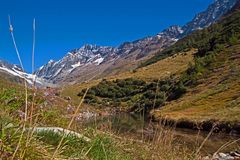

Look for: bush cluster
[78,78,186,113]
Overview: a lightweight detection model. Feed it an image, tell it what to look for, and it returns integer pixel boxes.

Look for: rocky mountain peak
[35,0,238,84]
[48,59,55,64]
[181,0,237,37]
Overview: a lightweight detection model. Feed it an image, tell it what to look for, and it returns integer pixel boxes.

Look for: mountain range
[0,0,237,86]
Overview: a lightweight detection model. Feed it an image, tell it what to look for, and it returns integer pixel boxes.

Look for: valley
[1,0,240,159]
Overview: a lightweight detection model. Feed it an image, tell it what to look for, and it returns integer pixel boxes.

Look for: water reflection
[78,113,240,154]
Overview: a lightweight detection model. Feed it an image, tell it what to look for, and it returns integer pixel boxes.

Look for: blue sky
[0,0,213,72]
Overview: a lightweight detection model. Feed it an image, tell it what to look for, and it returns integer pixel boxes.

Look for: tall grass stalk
[195,123,217,158]
[51,88,89,159]
[8,15,29,160]
[29,18,36,126]
[21,18,38,159]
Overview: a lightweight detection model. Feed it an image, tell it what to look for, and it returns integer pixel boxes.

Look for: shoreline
[151,116,240,135]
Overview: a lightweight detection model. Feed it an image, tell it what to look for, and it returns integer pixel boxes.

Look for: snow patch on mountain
[71,62,81,68]
[94,57,104,65]
[0,60,43,85]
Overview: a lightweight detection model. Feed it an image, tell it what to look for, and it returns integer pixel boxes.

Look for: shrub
[169,82,187,100]
[79,77,188,114]
[228,35,238,46]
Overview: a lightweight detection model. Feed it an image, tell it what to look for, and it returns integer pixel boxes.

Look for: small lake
[77,113,240,154]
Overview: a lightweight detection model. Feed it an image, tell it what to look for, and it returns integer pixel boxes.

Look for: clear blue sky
[0,0,213,72]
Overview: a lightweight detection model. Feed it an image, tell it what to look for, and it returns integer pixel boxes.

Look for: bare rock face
[203,151,240,160]
[35,44,118,83]
[181,0,237,38]
[35,0,238,85]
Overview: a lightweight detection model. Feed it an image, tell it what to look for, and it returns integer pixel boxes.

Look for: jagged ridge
[35,0,237,84]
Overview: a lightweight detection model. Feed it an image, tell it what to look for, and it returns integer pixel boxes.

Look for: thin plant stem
[21,18,37,159]
[211,138,240,160]
[8,16,24,71]
[195,123,217,157]
[101,141,108,160]
[8,16,28,122]
[8,15,29,160]
[29,18,36,127]
[51,88,89,159]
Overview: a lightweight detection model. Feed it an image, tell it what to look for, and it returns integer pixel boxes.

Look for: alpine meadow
[1,0,240,159]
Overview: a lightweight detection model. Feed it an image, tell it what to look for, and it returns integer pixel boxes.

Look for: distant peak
[82,44,95,49]
[167,25,183,32]
[48,59,55,63]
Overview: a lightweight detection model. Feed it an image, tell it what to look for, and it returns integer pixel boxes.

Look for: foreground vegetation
[0,82,203,159]
[0,78,132,159]
[0,74,201,159]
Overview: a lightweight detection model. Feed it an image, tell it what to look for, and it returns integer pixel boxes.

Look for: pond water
[78,113,240,154]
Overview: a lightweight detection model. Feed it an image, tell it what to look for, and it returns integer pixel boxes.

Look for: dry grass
[153,45,240,123]
[108,49,195,81]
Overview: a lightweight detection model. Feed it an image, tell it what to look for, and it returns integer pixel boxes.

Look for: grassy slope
[108,49,195,81]
[0,73,69,126]
[153,44,240,123]
[61,50,194,106]
[151,6,240,125]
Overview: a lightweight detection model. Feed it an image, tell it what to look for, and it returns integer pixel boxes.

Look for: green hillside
[152,5,240,129]
[76,5,240,132]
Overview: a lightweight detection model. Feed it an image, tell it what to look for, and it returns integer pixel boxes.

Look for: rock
[230,151,240,157]
[64,96,71,101]
[219,153,228,157]
[212,153,220,159]
[202,156,210,160]
[203,151,240,160]
[76,110,98,121]
[28,127,91,142]
[217,153,235,160]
